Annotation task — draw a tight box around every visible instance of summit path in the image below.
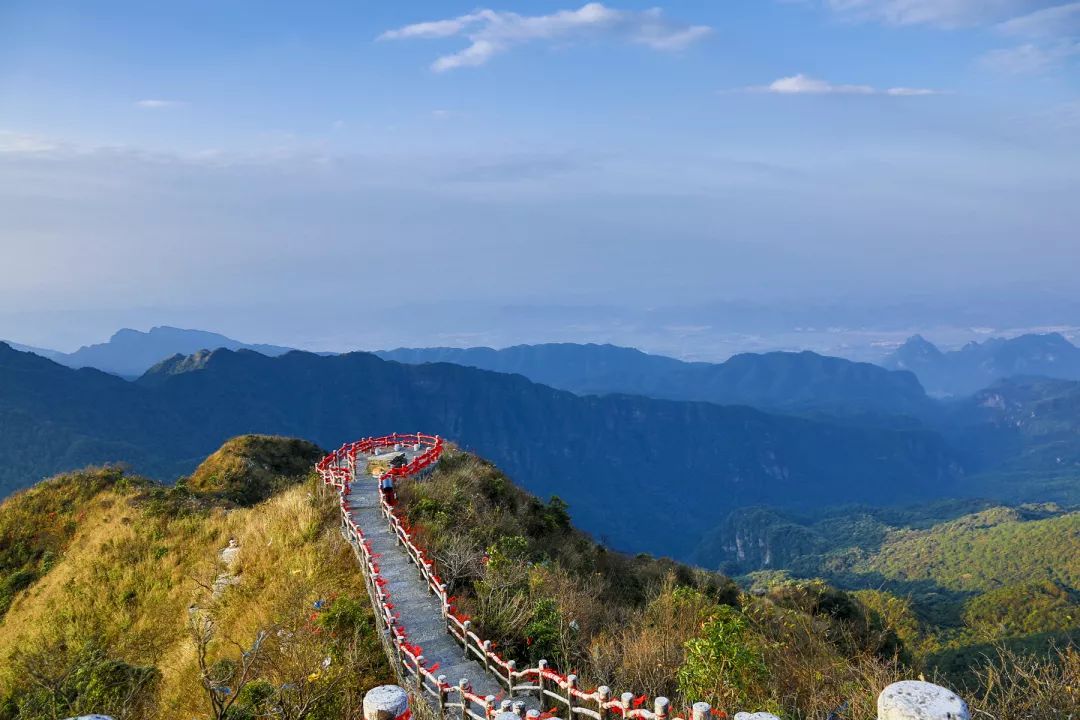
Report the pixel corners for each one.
[344,448,537,710]
[346,459,499,698]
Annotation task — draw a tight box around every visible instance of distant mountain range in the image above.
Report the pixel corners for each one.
[0,342,965,558]
[2,326,295,378]
[10,327,1079,405]
[883,332,1080,397]
[377,344,933,420]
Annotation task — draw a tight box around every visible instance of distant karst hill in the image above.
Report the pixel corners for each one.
[883,332,1080,397]
[3,326,296,378]
[377,342,934,420]
[0,342,961,558]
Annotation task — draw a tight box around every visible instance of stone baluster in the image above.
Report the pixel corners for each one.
[566,674,578,720]
[537,659,548,705]
[621,692,633,719]
[691,702,711,720]
[458,680,471,720]
[437,675,448,717]
[363,685,410,720]
[878,681,970,720]
[597,685,611,720]
[654,697,670,720]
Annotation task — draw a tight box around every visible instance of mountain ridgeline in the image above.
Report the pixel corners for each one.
[884,332,1080,397]
[0,342,961,558]
[4,326,296,378]
[377,343,934,419]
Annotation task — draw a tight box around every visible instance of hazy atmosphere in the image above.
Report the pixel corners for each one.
[4,4,1080,718]
[3,0,1079,358]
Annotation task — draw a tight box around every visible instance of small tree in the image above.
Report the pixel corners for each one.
[189,611,268,720]
[677,605,770,713]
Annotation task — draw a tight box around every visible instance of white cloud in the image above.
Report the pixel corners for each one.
[0,131,59,154]
[982,3,1080,74]
[981,40,1080,73]
[820,0,1043,28]
[751,74,944,95]
[379,3,711,72]
[998,2,1080,36]
[135,99,186,109]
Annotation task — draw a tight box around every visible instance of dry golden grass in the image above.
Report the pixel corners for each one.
[0,457,390,719]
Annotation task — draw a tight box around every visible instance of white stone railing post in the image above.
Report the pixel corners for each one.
[364,685,409,720]
[565,674,578,720]
[537,659,548,705]
[596,685,610,720]
[691,702,711,720]
[437,675,448,716]
[878,681,970,720]
[458,680,471,720]
[655,697,670,720]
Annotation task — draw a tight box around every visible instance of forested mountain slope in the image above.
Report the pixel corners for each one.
[0,342,960,558]
[378,343,934,419]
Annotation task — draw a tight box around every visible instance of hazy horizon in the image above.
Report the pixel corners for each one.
[3,1,1078,360]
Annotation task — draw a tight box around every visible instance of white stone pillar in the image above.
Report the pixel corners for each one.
[692,703,711,720]
[878,681,970,720]
[364,685,410,720]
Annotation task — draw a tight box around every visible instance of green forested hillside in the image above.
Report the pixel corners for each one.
[853,507,1080,592]
[694,501,1080,681]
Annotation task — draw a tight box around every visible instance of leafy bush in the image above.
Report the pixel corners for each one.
[678,604,770,711]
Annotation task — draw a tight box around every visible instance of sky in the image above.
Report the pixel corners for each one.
[1,0,1078,358]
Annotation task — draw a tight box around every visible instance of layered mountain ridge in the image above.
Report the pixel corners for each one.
[0,341,961,558]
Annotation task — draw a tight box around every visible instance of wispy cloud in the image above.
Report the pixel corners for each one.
[998,2,1080,36]
[817,0,1041,28]
[379,3,711,72]
[982,2,1080,73]
[135,99,186,109]
[749,74,945,96]
[981,40,1080,73]
[0,131,59,154]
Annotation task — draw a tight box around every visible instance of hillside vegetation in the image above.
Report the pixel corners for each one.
[694,500,1080,684]
[395,448,1078,718]
[0,435,390,719]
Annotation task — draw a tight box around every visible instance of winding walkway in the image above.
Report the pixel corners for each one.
[346,458,509,702]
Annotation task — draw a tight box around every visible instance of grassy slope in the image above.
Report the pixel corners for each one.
[0,436,390,719]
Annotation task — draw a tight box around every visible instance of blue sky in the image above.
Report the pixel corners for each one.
[1,1,1078,356]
